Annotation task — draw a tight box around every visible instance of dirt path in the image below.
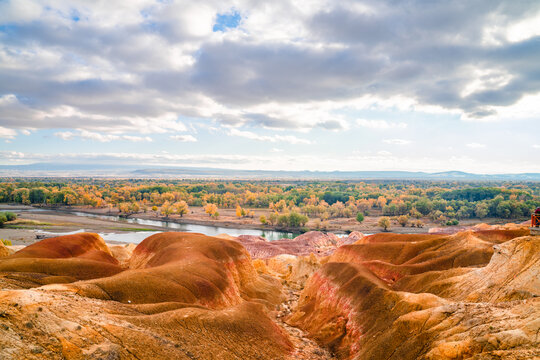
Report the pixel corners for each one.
[275,285,335,359]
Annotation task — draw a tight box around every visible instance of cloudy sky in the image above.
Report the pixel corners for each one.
[1,0,540,173]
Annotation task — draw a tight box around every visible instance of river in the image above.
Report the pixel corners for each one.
[1,206,303,243]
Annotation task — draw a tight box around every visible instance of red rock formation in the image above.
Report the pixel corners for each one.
[289,229,540,359]
[235,231,338,259]
[336,231,364,246]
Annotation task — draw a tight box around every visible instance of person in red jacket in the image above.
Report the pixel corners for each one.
[533,208,540,227]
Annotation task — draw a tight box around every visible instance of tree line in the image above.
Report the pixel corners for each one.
[0,179,538,224]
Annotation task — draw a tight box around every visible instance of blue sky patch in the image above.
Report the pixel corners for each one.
[213,11,241,32]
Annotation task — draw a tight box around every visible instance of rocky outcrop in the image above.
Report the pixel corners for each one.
[259,253,323,290]
[289,229,540,359]
[0,232,293,359]
[235,231,339,259]
[336,231,364,246]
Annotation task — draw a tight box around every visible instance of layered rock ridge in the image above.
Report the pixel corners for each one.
[288,228,539,359]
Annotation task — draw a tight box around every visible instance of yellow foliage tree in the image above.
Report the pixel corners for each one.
[161,201,173,218]
[174,201,189,217]
[236,205,243,218]
[204,203,218,217]
[378,216,391,231]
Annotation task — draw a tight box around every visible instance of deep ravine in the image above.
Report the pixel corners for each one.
[274,284,336,359]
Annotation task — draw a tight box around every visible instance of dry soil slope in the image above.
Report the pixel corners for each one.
[0,232,294,359]
[289,228,540,360]
[0,232,122,287]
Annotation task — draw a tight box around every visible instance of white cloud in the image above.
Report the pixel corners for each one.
[228,128,311,144]
[506,11,540,42]
[0,126,17,139]
[532,145,540,149]
[54,131,75,140]
[466,143,486,149]
[120,135,153,142]
[0,0,538,138]
[1,0,540,174]
[383,138,411,145]
[54,130,153,142]
[0,0,42,23]
[78,130,120,142]
[0,94,187,134]
[356,119,407,129]
[170,135,197,142]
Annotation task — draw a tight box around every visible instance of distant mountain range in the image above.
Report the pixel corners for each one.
[0,163,539,181]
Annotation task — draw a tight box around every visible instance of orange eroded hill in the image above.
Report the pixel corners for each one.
[0,232,122,286]
[288,228,540,359]
[68,232,284,307]
[0,232,293,359]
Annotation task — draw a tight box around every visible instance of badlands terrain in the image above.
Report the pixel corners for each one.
[0,225,538,359]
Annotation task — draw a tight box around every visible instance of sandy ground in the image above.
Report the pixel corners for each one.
[63,205,515,234]
[44,205,437,233]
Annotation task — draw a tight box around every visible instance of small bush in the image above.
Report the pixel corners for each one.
[378,216,391,231]
[356,212,364,223]
[277,212,308,228]
[1,239,12,246]
[397,215,409,227]
[4,212,16,221]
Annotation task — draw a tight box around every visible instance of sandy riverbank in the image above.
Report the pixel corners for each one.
[0,206,166,245]
[28,204,437,234]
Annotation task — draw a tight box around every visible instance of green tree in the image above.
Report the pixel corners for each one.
[3,212,16,221]
[277,214,289,227]
[475,202,489,218]
[415,199,432,215]
[268,212,279,226]
[287,212,308,227]
[29,188,46,204]
[356,212,364,223]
